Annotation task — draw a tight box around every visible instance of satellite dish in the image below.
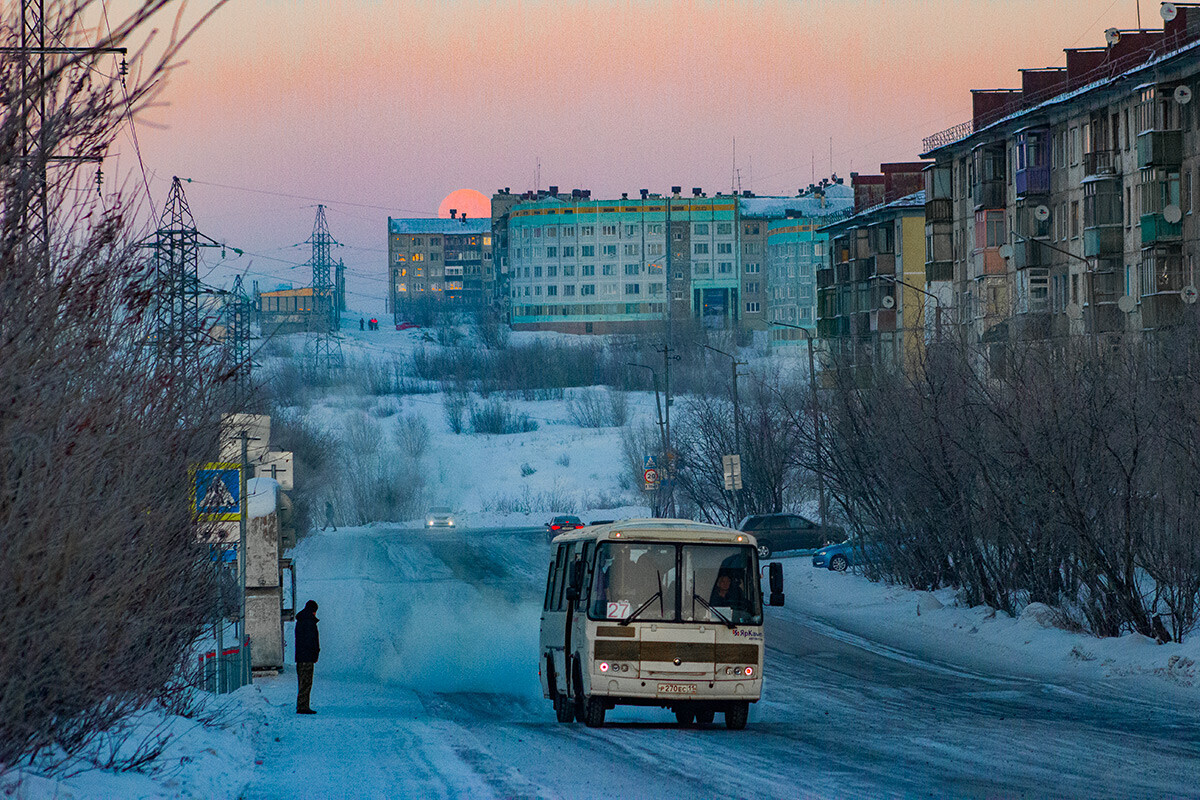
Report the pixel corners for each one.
[1117,295,1136,313]
[1175,85,1193,105]
[1105,27,1122,45]
[1183,286,1199,305]
[1164,204,1183,224]
[881,295,896,309]
[1162,2,1178,21]
[1065,303,1083,320]
[999,244,1014,260]
[1034,205,1051,222]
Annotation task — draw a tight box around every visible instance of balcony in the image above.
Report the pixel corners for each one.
[1137,130,1183,168]
[925,260,953,282]
[925,197,953,221]
[973,179,1006,210]
[1084,150,1121,177]
[1084,226,1123,257]
[1015,164,1050,197]
[1141,213,1182,245]
[1012,238,1050,270]
[816,267,835,290]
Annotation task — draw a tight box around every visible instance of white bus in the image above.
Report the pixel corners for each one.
[538,518,785,729]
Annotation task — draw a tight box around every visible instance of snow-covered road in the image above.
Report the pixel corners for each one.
[240,525,1200,799]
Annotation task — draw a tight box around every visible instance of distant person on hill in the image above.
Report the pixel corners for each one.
[323,500,336,531]
[295,600,320,714]
[360,317,364,331]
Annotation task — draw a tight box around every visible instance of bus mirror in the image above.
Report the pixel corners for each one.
[566,560,585,601]
[768,562,785,607]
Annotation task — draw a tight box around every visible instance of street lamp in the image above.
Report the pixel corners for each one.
[877,273,945,342]
[768,320,827,533]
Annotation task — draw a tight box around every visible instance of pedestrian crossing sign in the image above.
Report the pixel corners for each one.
[192,462,242,521]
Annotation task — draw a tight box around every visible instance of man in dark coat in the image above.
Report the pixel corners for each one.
[295,600,320,714]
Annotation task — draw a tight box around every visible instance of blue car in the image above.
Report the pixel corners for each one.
[812,537,886,572]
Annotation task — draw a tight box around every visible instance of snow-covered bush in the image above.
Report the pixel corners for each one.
[471,399,538,434]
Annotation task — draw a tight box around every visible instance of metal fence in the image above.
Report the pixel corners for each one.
[198,637,252,694]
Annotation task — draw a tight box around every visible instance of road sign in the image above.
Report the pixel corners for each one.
[722,454,742,491]
[643,468,660,491]
[193,462,242,522]
[643,454,658,471]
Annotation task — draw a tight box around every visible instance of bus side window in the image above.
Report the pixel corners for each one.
[580,542,595,602]
[556,542,579,610]
[543,560,556,611]
[548,545,567,612]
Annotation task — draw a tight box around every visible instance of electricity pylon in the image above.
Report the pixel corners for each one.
[304,205,343,372]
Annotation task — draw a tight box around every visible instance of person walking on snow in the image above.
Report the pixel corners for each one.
[359,317,364,331]
[323,500,336,531]
[295,600,320,714]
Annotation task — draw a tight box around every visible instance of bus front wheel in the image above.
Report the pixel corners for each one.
[724,701,749,730]
[673,707,694,727]
[695,709,715,725]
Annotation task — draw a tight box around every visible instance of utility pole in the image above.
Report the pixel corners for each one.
[770,321,827,533]
[705,344,747,519]
[656,343,680,516]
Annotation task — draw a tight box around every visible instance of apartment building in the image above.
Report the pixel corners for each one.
[921,3,1200,346]
[818,165,928,375]
[387,215,493,320]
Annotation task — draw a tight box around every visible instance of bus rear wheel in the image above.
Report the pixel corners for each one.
[724,701,749,730]
[581,696,606,727]
[554,694,575,723]
[673,707,694,727]
[695,709,715,726]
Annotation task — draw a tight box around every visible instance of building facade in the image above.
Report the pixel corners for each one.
[921,5,1200,346]
[387,216,494,320]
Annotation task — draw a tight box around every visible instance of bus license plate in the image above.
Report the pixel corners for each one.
[657,683,697,694]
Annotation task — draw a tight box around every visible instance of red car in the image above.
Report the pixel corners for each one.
[397,321,419,330]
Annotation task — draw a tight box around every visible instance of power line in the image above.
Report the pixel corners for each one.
[173,176,438,217]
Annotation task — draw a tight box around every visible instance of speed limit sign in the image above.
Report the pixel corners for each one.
[643,468,659,490]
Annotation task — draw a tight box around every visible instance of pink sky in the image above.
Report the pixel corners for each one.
[110,0,1150,312]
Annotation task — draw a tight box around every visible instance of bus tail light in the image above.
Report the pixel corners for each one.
[745,666,754,677]
[599,662,609,672]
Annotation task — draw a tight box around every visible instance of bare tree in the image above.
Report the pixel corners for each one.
[0,0,229,771]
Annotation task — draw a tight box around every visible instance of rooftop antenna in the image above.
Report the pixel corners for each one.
[732,137,737,195]
[535,157,541,193]
[1137,0,1142,28]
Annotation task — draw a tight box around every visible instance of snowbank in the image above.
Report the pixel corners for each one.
[778,556,1200,697]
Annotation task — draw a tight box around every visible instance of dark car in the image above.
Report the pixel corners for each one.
[738,513,843,558]
[545,515,584,541]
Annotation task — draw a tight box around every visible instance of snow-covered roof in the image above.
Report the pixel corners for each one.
[739,184,854,219]
[820,190,926,231]
[389,217,490,235]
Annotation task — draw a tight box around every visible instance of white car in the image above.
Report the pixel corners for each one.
[426,507,455,528]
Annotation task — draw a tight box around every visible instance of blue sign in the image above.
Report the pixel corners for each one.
[644,455,658,470]
[193,462,242,521]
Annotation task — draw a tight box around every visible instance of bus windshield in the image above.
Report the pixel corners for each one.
[588,541,761,625]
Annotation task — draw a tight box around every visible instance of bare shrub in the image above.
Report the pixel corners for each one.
[369,396,401,418]
[470,398,538,434]
[473,307,510,350]
[270,412,338,537]
[608,388,631,427]
[568,388,609,428]
[443,392,468,434]
[556,453,571,467]
[0,0,230,771]
[395,413,430,460]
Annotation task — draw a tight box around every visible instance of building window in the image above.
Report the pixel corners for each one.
[694,223,709,235]
[625,224,637,237]
[694,242,709,255]
[602,225,617,236]
[717,242,733,254]
[546,246,557,258]
[534,266,542,277]
[625,283,641,295]
[746,281,759,293]
[581,225,594,236]
[718,262,733,274]
[430,252,440,262]
[745,262,760,274]
[547,285,558,296]
[603,244,617,256]
[563,284,576,296]
[562,226,575,237]
[547,266,558,277]
[717,222,732,235]
[624,243,639,256]
[581,284,595,296]
[545,226,557,238]
[582,265,595,276]
[563,264,575,277]
[624,264,640,275]
[562,246,575,257]
[602,264,616,276]
[746,302,760,313]
[581,245,595,257]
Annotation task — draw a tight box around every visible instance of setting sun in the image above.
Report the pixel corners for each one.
[437,188,490,219]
